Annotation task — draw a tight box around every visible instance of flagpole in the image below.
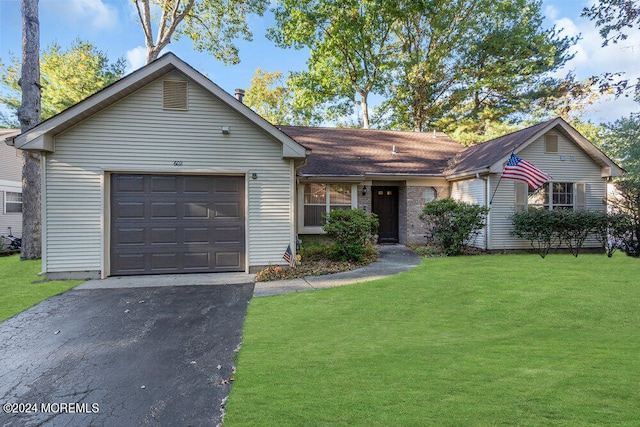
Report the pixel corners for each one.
[489,174,503,206]
[489,150,514,206]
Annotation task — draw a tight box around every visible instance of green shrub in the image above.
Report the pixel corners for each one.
[555,209,606,257]
[512,209,611,258]
[592,212,629,257]
[511,209,561,258]
[323,209,378,262]
[420,198,489,256]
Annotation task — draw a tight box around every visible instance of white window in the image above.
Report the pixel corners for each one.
[517,182,585,211]
[303,184,352,227]
[5,192,22,213]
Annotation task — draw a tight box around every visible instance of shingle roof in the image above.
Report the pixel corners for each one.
[279,126,465,177]
[444,119,556,176]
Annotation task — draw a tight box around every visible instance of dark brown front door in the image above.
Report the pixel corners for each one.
[372,186,399,243]
[110,174,245,276]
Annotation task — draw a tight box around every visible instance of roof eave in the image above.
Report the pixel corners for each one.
[445,168,491,181]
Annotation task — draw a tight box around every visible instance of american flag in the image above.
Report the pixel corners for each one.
[283,244,296,268]
[502,153,552,190]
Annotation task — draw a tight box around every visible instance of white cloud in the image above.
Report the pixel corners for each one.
[43,0,119,30]
[550,7,640,121]
[126,46,147,73]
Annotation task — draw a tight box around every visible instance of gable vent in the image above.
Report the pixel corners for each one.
[163,80,188,110]
[545,133,558,153]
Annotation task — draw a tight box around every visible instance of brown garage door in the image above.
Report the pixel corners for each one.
[110,174,245,276]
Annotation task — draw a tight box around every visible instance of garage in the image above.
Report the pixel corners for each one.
[110,174,245,276]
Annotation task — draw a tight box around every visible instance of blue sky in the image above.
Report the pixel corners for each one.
[1,0,639,125]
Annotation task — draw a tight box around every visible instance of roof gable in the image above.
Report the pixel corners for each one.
[9,53,307,159]
[445,117,624,178]
[281,126,465,177]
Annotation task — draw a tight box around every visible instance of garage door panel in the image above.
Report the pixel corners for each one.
[151,175,178,193]
[214,202,240,218]
[151,253,178,271]
[213,176,241,193]
[115,202,145,219]
[184,252,210,269]
[215,252,241,268]
[114,227,146,246]
[150,228,178,245]
[183,176,212,193]
[184,202,209,218]
[114,175,145,193]
[184,227,209,244]
[111,174,245,276]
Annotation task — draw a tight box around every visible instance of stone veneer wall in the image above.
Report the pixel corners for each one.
[405,185,450,246]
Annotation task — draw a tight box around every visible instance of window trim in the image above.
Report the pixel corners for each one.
[517,181,585,211]
[4,191,23,214]
[299,183,358,233]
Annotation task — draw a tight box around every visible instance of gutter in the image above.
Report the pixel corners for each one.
[445,168,491,181]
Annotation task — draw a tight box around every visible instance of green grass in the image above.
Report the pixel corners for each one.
[225,254,640,426]
[0,254,83,322]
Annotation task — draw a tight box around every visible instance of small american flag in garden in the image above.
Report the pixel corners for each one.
[283,244,296,268]
[502,153,552,190]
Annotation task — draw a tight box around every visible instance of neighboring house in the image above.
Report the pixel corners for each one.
[0,129,22,241]
[7,53,624,279]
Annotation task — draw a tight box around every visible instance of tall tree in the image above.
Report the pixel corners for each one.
[18,0,41,260]
[269,0,397,128]
[597,113,640,182]
[1,39,125,126]
[244,68,321,126]
[380,0,580,135]
[582,0,640,100]
[133,0,268,64]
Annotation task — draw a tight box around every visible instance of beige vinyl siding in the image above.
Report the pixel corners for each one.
[45,71,295,274]
[0,142,22,182]
[488,131,607,250]
[451,178,487,249]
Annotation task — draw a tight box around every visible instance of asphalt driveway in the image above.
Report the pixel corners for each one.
[0,282,254,426]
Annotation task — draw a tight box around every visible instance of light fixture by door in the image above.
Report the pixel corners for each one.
[362,186,367,195]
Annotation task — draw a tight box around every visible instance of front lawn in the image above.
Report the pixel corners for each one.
[0,254,83,322]
[225,254,639,426]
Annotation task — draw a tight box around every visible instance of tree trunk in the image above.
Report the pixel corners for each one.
[17,0,42,260]
[360,92,370,129]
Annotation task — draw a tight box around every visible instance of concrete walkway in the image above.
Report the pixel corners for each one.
[253,244,421,297]
[78,244,421,296]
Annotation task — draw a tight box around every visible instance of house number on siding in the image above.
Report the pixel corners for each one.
[173,161,183,166]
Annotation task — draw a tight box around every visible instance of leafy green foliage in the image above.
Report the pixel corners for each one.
[0,39,125,126]
[243,68,321,126]
[610,179,640,257]
[134,0,267,64]
[555,210,607,257]
[581,1,640,100]
[511,209,562,258]
[511,209,633,258]
[269,0,397,128]
[420,198,489,256]
[323,208,378,262]
[597,113,640,182]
